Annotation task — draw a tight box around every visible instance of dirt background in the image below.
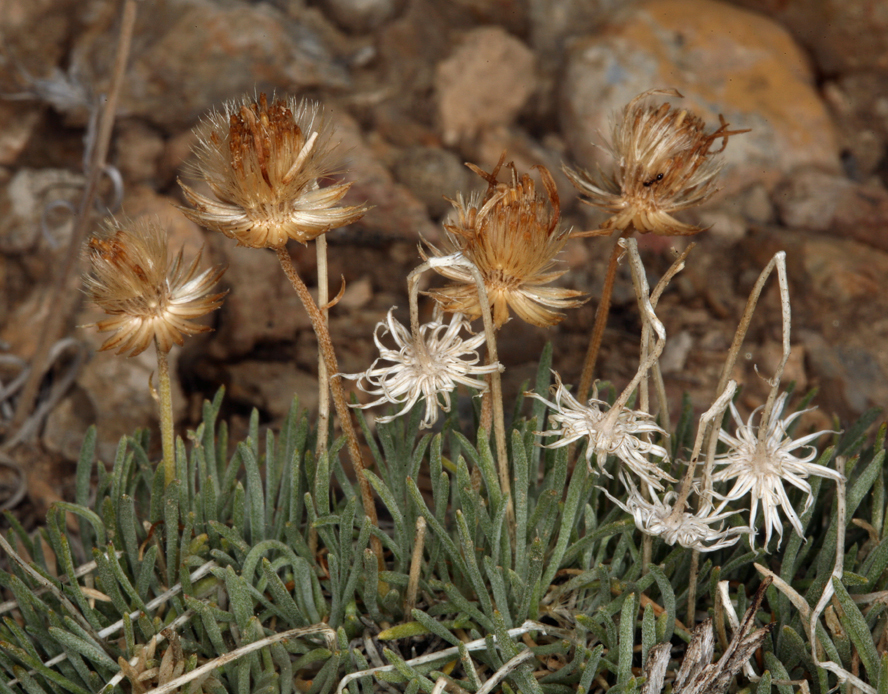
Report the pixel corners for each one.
[1,0,887,522]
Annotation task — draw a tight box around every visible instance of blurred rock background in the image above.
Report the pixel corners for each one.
[1,0,886,515]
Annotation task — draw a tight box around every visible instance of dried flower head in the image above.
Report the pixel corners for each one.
[341,307,503,429]
[527,372,675,490]
[603,472,748,552]
[179,93,369,249]
[713,392,842,548]
[421,157,586,328]
[84,218,226,357]
[564,89,748,236]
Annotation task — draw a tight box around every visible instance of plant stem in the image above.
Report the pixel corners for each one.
[315,235,330,455]
[274,246,382,563]
[12,0,138,433]
[687,549,699,624]
[405,516,426,616]
[577,231,629,404]
[155,342,176,486]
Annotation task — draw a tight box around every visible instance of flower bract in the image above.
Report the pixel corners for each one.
[84,218,227,357]
[564,89,747,236]
[179,93,369,248]
[422,158,586,328]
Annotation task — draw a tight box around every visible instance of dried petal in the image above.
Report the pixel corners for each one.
[565,89,748,236]
[179,93,370,248]
[422,158,586,328]
[84,218,226,357]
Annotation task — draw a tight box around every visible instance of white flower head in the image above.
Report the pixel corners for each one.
[341,307,502,429]
[527,372,674,491]
[713,392,842,548]
[604,472,749,553]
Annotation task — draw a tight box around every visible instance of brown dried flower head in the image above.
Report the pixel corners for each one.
[421,157,587,328]
[564,89,748,237]
[84,218,227,357]
[179,93,369,249]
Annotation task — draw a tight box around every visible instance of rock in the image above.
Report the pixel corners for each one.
[206,239,312,358]
[42,385,96,462]
[114,120,165,185]
[318,0,405,33]
[800,330,888,420]
[226,361,319,420]
[0,102,41,166]
[339,275,373,310]
[0,0,78,94]
[822,73,888,179]
[801,234,884,305]
[332,110,438,242]
[71,0,350,128]
[0,168,85,254]
[559,0,841,197]
[391,146,476,219]
[773,169,888,252]
[773,170,847,232]
[725,0,888,74]
[434,26,537,146]
[71,323,188,463]
[527,0,629,65]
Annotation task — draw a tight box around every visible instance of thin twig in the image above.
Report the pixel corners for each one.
[476,650,536,694]
[335,621,547,694]
[140,624,336,694]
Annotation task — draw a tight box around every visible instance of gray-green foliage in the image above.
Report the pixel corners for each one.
[0,358,886,694]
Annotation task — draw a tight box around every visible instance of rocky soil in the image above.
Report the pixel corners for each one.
[1,0,887,518]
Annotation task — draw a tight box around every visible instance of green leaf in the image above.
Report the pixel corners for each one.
[833,576,880,679]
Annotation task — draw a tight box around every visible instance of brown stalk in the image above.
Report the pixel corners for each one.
[576,230,630,405]
[274,246,383,564]
[12,0,139,434]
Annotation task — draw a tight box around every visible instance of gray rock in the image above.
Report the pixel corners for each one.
[318,0,405,34]
[71,0,350,128]
[726,0,888,74]
[559,0,841,199]
[391,146,475,219]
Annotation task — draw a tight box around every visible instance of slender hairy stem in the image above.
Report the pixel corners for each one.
[316,235,330,454]
[155,343,176,486]
[275,246,382,562]
[12,0,138,432]
[577,231,629,404]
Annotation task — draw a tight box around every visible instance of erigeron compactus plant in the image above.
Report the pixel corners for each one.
[0,89,886,694]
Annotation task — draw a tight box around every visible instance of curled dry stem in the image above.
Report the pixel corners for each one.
[12,0,139,432]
